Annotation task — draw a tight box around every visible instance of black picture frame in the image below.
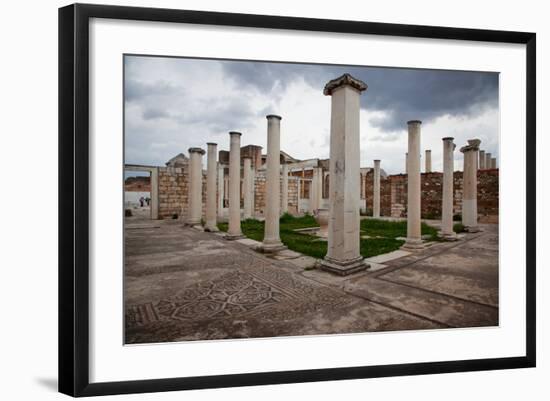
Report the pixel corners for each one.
[58,3,536,397]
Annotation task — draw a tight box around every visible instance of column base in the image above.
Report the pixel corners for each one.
[318,256,369,276]
[204,225,219,232]
[464,226,481,233]
[224,233,245,240]
[401,238,428,250]
[185,220,202,227]
[257,240,287,253]
[438,231,458,241]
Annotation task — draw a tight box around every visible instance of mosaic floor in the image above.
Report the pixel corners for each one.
[124,221,498,344]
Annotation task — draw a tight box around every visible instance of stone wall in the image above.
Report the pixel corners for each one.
[362,170,499,219]
[155,164,498,221]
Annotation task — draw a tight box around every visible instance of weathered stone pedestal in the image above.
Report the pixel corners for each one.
[402,120,427,251]
[318,73,369,275]
[260,115,286,253]
[225,132,244,240]
[461,139,481,233]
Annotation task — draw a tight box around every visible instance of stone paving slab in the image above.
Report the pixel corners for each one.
[124,219,498,344]
[365,250,411,264]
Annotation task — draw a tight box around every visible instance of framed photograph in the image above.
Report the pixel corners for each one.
[58,3,536,397]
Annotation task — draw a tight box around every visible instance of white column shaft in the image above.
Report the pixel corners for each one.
[205,143,218,231]
[406,122,422,245]
[187,149,204,225]
[373,160,381,218]
[281,164,289,214]
[441,138,455,237]
[227,133,242,237]
[243,158,253,219]
[263,116,284,249]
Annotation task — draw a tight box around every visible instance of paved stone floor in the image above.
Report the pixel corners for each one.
[124,219,498,344]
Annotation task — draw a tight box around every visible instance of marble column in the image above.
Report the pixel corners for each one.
[261,115,286,252]
[441,137,457,240]
[485,152,492,169]
[226,132,244,239]
[460,139,481,232]
[319,73,368,275]
[311,166,323,212]
[281,164,289,215]
[402,120,424,250]
[373,160,381,218]
[204,143,219,231]
[479,150,486,170]
[405,152,409,174]
[186,147,205,226]
[242,158,253,219]
[217,163,225,219]
[491,158,497,169]
[425,150,432,173]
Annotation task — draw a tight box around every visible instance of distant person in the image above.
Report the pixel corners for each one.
[139,197,145,207]
[145,197,151,206]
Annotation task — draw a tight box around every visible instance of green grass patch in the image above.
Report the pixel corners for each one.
[359,218,439,240]
[219,215,414,259]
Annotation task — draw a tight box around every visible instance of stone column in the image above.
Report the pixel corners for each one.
[491,158,497,169]
[373,160,381,218]
[425,150,432,173]
[186,147,205,226]
[261,115,286,252]
[402,120,424,249]
[311,167,323,212]
[226,132,243,239]
[242,158,253,219]
[441,137,457,240]
[281,164,289,214]
[479,150,486,170]
[204,143,219,231]
[319,73,368,275]
[405,152,409,174]
[217,163,225,219]
[460,139,481,232]
[150,167,159,220]
[485,152,492,169]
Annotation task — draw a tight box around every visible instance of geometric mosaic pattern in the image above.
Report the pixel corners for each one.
[125,271,293,327]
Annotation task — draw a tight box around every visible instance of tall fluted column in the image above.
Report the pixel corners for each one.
[460,139,481,232]
[402,120,424,249]
[226,132,243,239]
[485,152,492,169]
[441,137,457,240]
[217,163,225,219]
[479,150,486,170]
[242,158,253,219]
[187,147,205,226]
[373,160,381,218]
[425,150,432,173]
[281,164,289,215]
[261,115,285,252]
[491,158,497,169]
[405,152,409,174]
[319,73,368,275]
[204,143,219,231]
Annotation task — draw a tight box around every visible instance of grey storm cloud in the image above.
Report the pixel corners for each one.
[220,60,499,134]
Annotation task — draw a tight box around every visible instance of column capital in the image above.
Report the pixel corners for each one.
[460,139,481,153]
[407,120,422,125]
[188,147,205,155]
[323,73,367,96]
[266,114,282,120]
[206,142,217,146]
[442,137,454,141]
[229,131,242,136]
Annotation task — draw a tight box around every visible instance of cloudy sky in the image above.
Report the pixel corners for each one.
[124,55,499,175]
